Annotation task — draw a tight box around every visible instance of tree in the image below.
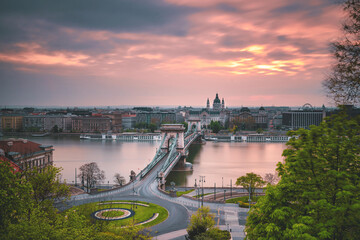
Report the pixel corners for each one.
[78,162,105,192]
[235,172,265,198]
[6,206,97,240]
[324,0,360,105]
[245,113,360,239]
[0,161,32,235]
[52,125,59,133]
[264,172,280,185]
[182,122,189,132]
[113,173,126,186]
[209,120,222,133]
[256,128,264,134]
[24,166,70,211]
[148,123,157,133]
[187,207,214,239]
[187,207,230,240]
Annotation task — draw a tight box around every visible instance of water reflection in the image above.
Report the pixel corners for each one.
[166,141,287,188]
[2,136,286,188]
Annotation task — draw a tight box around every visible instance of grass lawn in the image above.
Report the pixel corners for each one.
[176,189,194,197]
[102,211,124,218]
[68,200,168,229]
[193,192,213,198]
[225,195,263,206]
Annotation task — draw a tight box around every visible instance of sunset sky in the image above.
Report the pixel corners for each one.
[0,0,343,107]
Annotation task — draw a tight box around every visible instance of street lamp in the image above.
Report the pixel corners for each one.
[199,176,205,207]
[195,179,199,208]
[248,185,251,210]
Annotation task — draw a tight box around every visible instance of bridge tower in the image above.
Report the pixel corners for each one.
[187,118,201,132]
[160,124,185,154]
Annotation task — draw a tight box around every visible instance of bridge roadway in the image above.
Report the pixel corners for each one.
[57,132,247,240]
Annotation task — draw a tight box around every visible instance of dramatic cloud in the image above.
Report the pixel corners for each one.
[0,0,343,107]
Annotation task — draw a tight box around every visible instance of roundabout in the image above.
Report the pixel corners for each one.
[69,200,168,228]
[92,208,134,221]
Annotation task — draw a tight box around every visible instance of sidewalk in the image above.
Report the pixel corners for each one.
[154,229,187,240]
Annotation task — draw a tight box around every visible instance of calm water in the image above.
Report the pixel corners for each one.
[167,142,287,188]
[4,136,287,187]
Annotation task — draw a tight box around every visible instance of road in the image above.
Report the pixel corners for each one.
[57,151,247,239]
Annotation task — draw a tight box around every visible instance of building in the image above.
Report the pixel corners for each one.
[23,115,45,131]
[186,93,229,128]
[1,115,23,131]
[136,111,176,127]
[282,104,326,130]
[212,93,225,111]
[122,114,136,129]
[230,107,269,130]
[0,139,54,170]
[0,153,22,173]
[23,115,73,132]
[72,116,112,133]
[103,113,123,132]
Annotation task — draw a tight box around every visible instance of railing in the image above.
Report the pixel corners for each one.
[184,132,199,147]
[184,122,199,138]
[140,133,168,179]
[160,134,179,173]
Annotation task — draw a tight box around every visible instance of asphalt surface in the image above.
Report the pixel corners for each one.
[57,144,247,239]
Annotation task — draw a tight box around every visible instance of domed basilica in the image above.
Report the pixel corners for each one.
[187,93,228,128]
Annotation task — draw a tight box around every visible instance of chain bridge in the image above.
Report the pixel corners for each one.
[139,119,202,189]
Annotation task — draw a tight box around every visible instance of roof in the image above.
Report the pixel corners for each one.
[240,107,251,113]
[122,114,136,118]
[0,155,22,173]
[0,139,45,156]
[213,93,221,104]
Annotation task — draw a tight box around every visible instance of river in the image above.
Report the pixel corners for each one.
[2,136,287,187]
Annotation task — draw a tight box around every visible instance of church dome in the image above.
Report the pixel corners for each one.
[213,93,221,104]
[240,107,250,113]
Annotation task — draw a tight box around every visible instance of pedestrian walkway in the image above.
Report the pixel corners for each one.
[223,206,246,240]
[154,229,187,240]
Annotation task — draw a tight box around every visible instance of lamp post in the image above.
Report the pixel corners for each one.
[195,179,199,208]
[214,183,216,200]
[75,168,77,186]
[223,190,226,202]
[248,185,251,210]
[199,176,205,207]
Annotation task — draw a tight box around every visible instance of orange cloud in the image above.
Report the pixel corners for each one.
[0,43,89,66]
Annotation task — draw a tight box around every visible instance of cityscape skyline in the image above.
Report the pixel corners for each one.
[0,0,343,107]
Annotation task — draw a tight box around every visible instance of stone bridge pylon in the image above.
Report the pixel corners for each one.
[160,124,186,155]
[186,118,201,132]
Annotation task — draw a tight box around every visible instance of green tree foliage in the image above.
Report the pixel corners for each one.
[0,162,149,239]
[148,123,157,133]
[187,207,215,239]
[209,121,222,133]
[52,125,59,133]
[24,166,70,211]
[256,128,264,134]
[0,161,32,235]
[324,0,360,105]
[182,122,189,132]
[6,207,96,240]
[236,172,265,198]
[245,114,360,239]
[187,207,230,240]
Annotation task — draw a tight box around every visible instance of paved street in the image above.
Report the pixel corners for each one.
[57,153,248,239]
